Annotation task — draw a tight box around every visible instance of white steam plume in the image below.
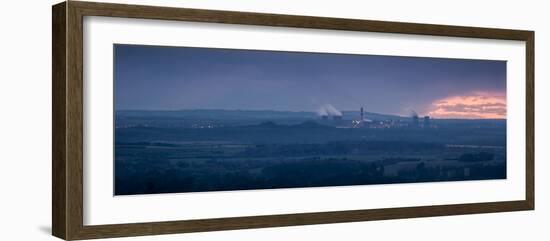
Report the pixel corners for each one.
[318,104,342,116]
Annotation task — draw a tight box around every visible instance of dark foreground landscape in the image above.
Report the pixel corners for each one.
[114,109,506,195]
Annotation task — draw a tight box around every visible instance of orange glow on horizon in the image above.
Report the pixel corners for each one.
[427,92,506,119]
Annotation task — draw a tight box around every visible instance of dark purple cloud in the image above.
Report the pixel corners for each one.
[114,44,506,117]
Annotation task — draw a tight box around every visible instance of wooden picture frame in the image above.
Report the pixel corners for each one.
[52,1,534,240]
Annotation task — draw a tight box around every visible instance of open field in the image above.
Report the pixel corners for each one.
[114,110,506,195]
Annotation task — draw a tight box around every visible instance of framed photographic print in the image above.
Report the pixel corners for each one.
[52,1,534,240]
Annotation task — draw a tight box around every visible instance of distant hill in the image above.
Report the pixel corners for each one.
[116,109,407,121]
[117,109,317,120]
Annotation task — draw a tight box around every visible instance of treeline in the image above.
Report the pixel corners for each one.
[241,141,445,157]
[115,155,505,195]
[115,158,388,195]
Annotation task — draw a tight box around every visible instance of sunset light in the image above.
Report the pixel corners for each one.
[427,92,506,119]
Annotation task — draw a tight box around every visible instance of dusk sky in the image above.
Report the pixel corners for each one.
[114,44,506,119]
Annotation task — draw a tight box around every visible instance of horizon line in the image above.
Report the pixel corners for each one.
[115,108,506,121]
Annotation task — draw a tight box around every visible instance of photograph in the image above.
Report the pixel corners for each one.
[43,1,536,240]
[113,44,507,195]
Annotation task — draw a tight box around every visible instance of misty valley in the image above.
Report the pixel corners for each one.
[114,109,506,195]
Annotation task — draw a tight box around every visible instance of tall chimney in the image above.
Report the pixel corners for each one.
[360,107,364,121]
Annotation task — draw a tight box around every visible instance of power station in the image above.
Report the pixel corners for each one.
[319,105,433,129]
